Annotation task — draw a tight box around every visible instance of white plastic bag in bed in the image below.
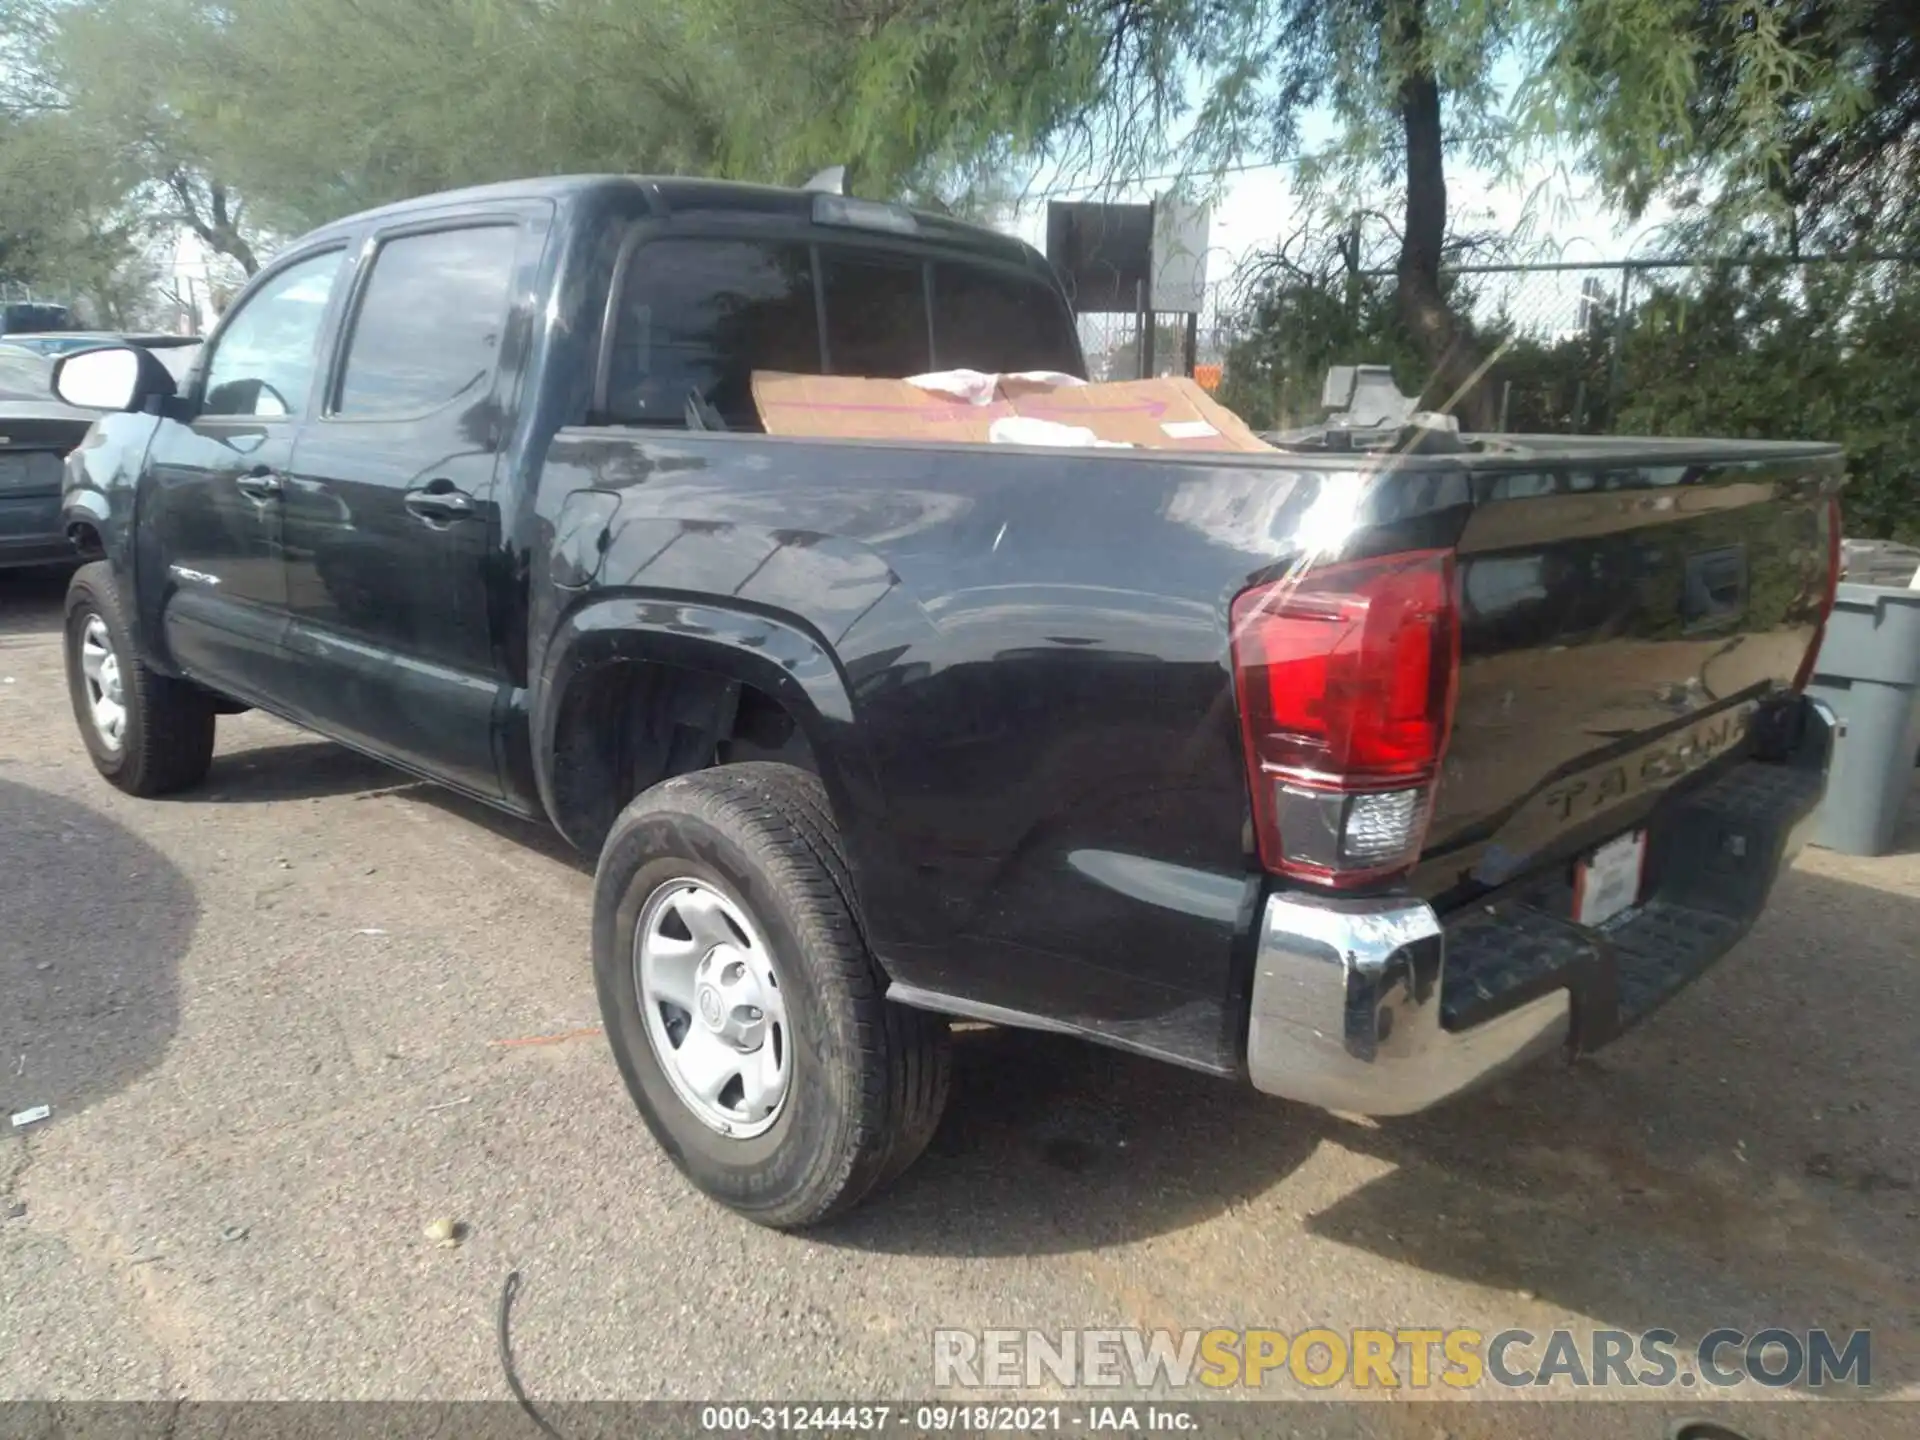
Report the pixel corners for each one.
[987,415,1132,448]
[904,370,1087,405]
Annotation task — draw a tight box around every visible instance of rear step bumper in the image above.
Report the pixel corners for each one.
[1245,696,1837,1116]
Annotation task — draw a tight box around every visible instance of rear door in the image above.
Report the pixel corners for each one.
[141,247,347,698]
[275,212,536,798]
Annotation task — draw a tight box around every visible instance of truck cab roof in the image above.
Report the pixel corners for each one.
[299,174,1047,276]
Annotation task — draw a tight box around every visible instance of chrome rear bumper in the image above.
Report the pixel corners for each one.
[1245,698,1836,1116]
[1246,893,1569,1115]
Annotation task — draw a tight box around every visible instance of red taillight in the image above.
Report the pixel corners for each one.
[1792,496,1843,692]
[1231,549,1460,887]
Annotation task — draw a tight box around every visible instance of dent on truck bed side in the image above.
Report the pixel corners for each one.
[527,429,1475,1073]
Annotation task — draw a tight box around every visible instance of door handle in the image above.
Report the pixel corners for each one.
[403,486,475,523]
[235,467,283,501]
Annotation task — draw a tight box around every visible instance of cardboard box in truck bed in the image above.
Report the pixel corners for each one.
[749,370,1274,453]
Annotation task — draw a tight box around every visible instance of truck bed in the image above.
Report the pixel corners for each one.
[532,425,1842,1073]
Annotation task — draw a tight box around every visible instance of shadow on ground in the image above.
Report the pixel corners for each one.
[211,721,1911,1386]
[173,734,592,872]
[824,866,1920,1391]
[1304,865,1920,1381]
[13,646,1905,1392]
[402,785,593,873]
[0,568,72,639]
[191,739,406,804]
[0,779,196,1122]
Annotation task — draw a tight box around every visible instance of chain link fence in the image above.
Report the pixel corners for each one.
[1417,255,1919,434]
[1073,298,1239,385]
[1213,251,1920,432]
[1083,253,1914,416]
[1072,249,1920,539]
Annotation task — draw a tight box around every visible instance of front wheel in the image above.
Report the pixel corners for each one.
[592,762,950,1228]
[64,562,216,796]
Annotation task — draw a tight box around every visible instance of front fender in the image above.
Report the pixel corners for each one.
[60,481,110,550]
[62,412,167,660]
[532,594,883,853]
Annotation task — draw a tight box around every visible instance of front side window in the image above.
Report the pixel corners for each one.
[335,225,520,418]
[605,239,820,428]
[201,250,343,418]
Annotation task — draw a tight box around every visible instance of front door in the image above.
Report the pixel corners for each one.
[275,218,528,799]
[142,248,347,703]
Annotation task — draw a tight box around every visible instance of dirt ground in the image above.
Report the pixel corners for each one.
[2,567,1916,1439]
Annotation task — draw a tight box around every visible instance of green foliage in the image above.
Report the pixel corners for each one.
[1518,0,1918,250]
[763,0,1111,203]
[1216,275,1416,430]
[1213,231,1504,427]
[28,0,754,235]
[0,111,155,322]
[1217,251,1920,542]
[4,0,1916,386]
[1614,265,1920,542]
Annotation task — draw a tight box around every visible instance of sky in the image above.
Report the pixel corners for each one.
[158,55,1689,341]
[989,52,1685,320]
[1001,155,1682,287]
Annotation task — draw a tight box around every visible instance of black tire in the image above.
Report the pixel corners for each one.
[593,762,950,1228]
[64,561,217,796]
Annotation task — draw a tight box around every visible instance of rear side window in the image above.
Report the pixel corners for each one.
[335,225,518,419]
[820,251,930,377]
[931,263,1080,375]
[605,240,820,428]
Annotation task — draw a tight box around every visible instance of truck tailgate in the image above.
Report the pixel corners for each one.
[1414,442,1843,900]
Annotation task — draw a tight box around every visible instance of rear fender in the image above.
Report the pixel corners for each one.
[533,594,883,857]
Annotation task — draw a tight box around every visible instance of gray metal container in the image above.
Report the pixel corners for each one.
[1806,580,1920,856]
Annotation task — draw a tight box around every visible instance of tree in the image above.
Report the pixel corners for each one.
[793,1,1920,419]
[1219,240,1920,541]
[1611,263,1920,541]
[762,0,1529,423]
[0,109,156,323]
[1520,0,1920,253]
[11,0,1910,383]
[0,0,269,298]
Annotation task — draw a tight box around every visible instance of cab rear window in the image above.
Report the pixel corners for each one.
[603,237,1080,430]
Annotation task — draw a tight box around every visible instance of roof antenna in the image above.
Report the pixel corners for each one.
[804,166,846,195]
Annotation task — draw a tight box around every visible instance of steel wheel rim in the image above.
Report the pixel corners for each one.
[78,614,127,754]
[633,877,790,1139]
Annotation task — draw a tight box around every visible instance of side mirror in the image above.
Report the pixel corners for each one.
[51,345,179,413]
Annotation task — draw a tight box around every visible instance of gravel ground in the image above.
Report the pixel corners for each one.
[2,567,1916,1439]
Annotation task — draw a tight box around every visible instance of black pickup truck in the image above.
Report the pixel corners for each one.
[53,176,1843,1228]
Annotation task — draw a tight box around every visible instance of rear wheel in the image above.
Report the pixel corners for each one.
[592,762,950,1228]
[64,562,216,796]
